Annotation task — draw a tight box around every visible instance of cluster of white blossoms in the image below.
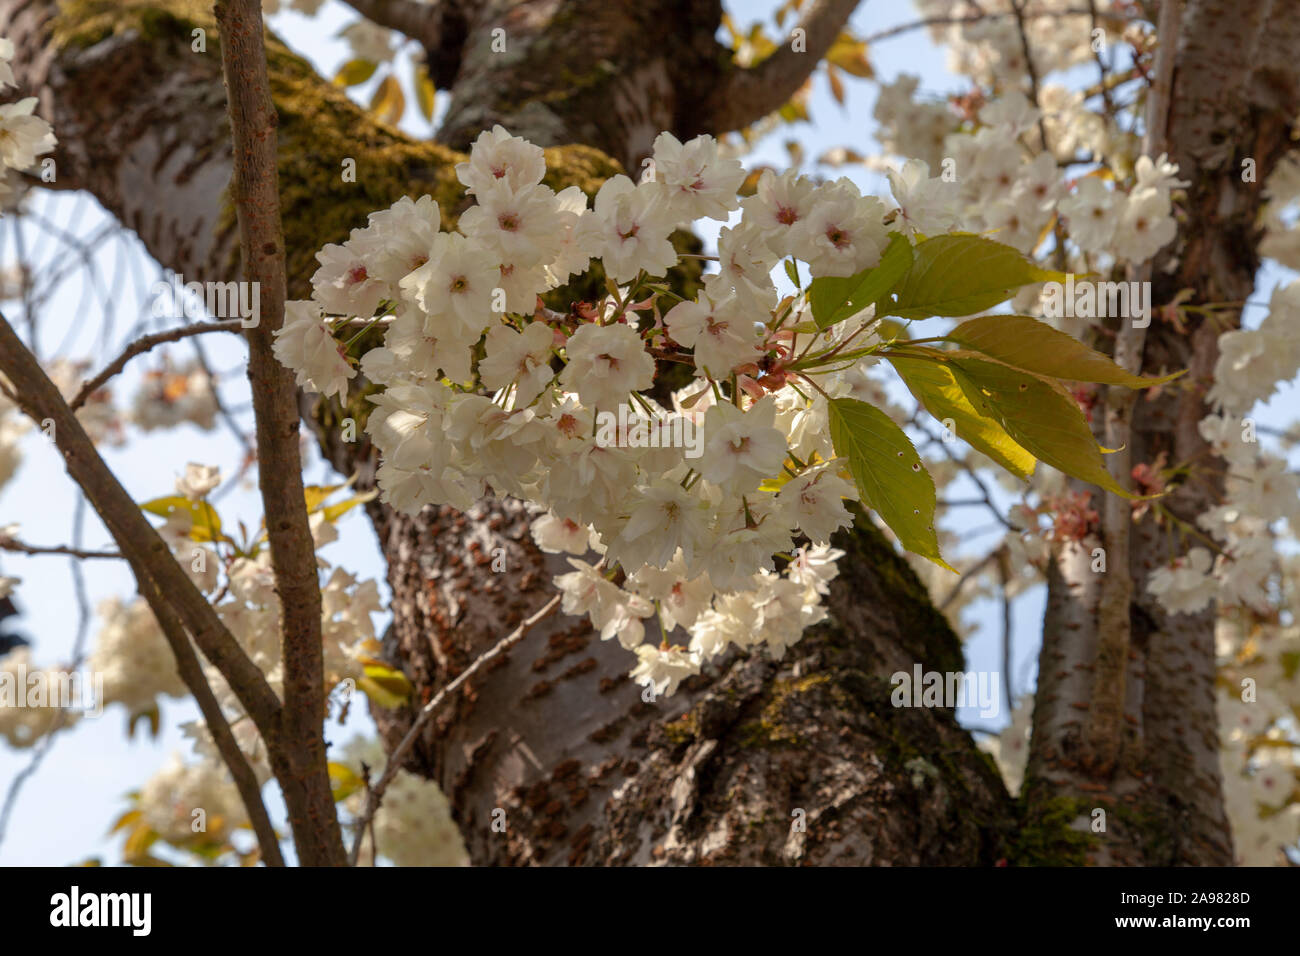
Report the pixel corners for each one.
[918,0,1120,92]
[339,736,468,867]
[271,126,972,695]
[130,357,220,433]
[1138,281,1300,617]
[1214,615,1300,865]
[90,595,188,720]
[137,752,250,846]
[82,465,384,853]
[0,37,56,204]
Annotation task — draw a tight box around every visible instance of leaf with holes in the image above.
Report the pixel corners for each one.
[887,353,1036,480]
[827,397,952,571]
[945,354,1144,498]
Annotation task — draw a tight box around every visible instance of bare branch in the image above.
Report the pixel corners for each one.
[214,0,345,867]
[861,6,1092,46]
[337,0,443,51]
[0,538,121,560]
[705,0,864,133]
[348,588,567,865]
[0,311,283,736]
[69,320,244,412]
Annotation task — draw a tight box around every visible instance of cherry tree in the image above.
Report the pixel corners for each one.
[0,0,1297,867]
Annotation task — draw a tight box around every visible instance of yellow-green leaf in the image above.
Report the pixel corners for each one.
[358,661,413,708]
[887,234,1066,320]
[945,355,1141,498]
[887,353,1036,480]
[369,74,405,125]
[109,808,143,835]
[826,397,953,571]
[139,495,224,543]
[808,231,913,329]
[122,822,158,860]
[321,488,379,523]
[826,35,874,78]
[945,314,1183,387]
[328,761,364,802]
[334,58,377,87]
[303,482,348,514]
[414,61,436,121]
[127,704,162,740]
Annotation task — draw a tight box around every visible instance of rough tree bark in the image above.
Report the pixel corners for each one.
[1028,0,1300,865]
[10,0,1274,866]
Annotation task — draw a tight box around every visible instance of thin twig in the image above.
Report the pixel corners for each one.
[69,320,244,411]
[860,6,1091,45]
[0,538,121,560]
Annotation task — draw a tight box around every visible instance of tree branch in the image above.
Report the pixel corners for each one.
[704,0,864,133]
[337,0,443,51]
[134,571,286,866]
[70,320,244,412]
[0,311,283,735]
[860,6,1092,45]
[213,0,345,867]
[0,537,121,560]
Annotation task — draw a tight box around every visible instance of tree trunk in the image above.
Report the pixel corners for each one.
[1028,0,1300,865]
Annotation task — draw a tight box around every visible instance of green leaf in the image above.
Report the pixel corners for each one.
[333,58,377,87]
[945,355,1141,498]
[887,234,1066,320]
[887,353,1036,480]
[808,231,913,329]
[139,495,223,543]
[826,397,953,571]
[944,314,1183,387]
[784,258,801,289]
